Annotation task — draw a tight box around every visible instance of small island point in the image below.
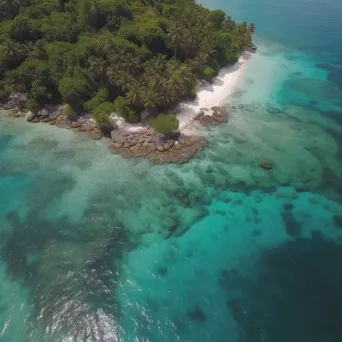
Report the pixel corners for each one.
[0,0,255,163]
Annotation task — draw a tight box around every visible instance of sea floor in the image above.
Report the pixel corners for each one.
[0,38,341,341]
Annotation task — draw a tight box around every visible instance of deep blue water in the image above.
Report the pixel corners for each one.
[0,0,342,341]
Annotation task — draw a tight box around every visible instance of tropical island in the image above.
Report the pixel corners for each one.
[0,0,254,163]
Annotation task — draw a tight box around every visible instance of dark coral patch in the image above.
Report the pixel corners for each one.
[281,210,302,238]
[187,305,207,323]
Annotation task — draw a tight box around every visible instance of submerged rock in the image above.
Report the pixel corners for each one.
[333,213,342,229]
[282,210,302,238]
[259,161,273,170]
[267,106,282,114]
[187,305,207,323]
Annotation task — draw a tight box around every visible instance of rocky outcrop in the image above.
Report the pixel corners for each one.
[194,106,229,126]
[109,128,206,164]
[26,111,37,122]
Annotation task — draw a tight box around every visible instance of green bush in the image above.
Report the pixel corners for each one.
[148,113,179,134]
[83,96,100,112]
[113,96,138,122]
[92,101,114,127]
[27,98,40,113]
[64,104,74,118]
[201,66,215,80]
[189,87,197,100]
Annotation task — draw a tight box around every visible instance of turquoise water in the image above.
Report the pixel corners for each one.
[1,0,342,341]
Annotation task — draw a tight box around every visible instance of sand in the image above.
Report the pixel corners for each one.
[177,54,250,133]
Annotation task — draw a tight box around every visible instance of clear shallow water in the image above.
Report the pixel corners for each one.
[1,0,342,341]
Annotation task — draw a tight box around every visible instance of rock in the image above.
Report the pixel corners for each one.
[56,118,71,129]
[71,122,82,128]
[146,144,156,153]
[124,142,132,148]
[111,130,126,143]
[49,115,59,121]
[164,140,175,150]
[179,137,186,145]
[259,161,273,170]
[165,217,178,234]
[89,129,102,140]
[31,117,40,123]
[212,113,229,123]
[49,120,56,125]
[77,125,86,132]
[267,106,282,114]
[156,144,164,152]
[195,111,205,120]
[40,117,51,123]
[3,103,15,110]
[8,93,27,108]
[114,142,124,148]
[37,109,49,118]
[100,122,115,137]
[26,111,37,122]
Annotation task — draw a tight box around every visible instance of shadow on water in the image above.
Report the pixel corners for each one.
[0,206,132,341]
[221,233,342,342]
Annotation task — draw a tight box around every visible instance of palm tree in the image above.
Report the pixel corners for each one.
[0,0,20,19]
[139,86,160,114]
[153,54,167,74]
[0,40,25,65]
[125,81,141,105]
[88,57,108,86]
[168,24,183,59]
[122,53,140,76]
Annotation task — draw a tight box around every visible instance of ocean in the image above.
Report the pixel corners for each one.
[0,0,341,341]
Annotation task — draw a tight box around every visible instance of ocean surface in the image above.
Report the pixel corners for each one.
[0,0,342,341]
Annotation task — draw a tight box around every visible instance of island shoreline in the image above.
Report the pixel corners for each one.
[0,52,253,164]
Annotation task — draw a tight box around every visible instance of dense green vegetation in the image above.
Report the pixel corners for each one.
[0,0,254,129]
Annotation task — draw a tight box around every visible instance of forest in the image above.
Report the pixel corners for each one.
[0,0,254,129]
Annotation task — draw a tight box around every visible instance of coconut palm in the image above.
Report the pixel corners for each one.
[168,24,184,59]
[88,57,108,86]
[0,0,20,19]
[139,86,161,114]
[125,81,141,105]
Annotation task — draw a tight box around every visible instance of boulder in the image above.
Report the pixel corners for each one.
[40,117,51,123]
[156,144,164,152]
[3,103,15,110]
[49,120,56,125]
[31,117,40,123]
[259,161,273,170]
[89,129,102,140]
[111,130,126,143]
[8,93,27,108]
[114,142,124,148]
[212,113,229,123]
[37,109,49,118]
[77,126,86,132]
[26,112,37,122]
[71,122,82,128]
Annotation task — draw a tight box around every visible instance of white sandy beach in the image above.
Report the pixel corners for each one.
[177,55,250,133]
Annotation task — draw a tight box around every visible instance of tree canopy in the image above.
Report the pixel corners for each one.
[0,0,254,127]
